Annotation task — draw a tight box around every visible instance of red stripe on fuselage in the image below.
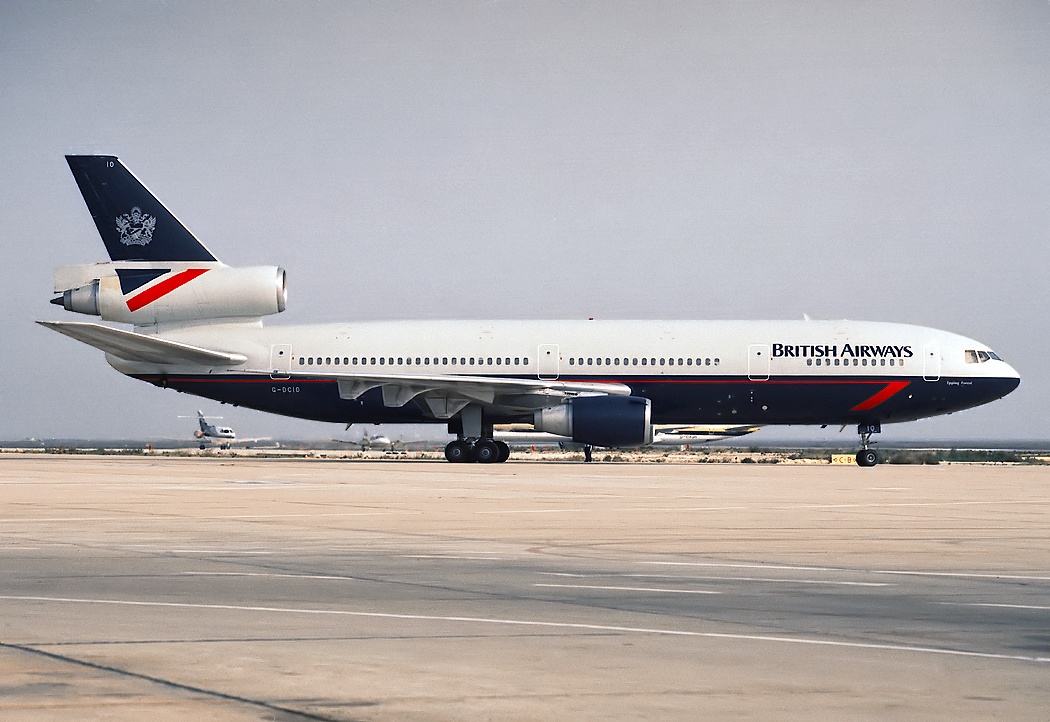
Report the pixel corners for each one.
[850,381,910,411]
[126,268,209,312]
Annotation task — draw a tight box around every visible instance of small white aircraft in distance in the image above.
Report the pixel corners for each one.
[331,426,402,451]
[182,410,269,450]
[42,156,1020,466]
[495,423,759,450]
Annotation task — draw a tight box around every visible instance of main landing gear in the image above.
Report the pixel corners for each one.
[445,406,510,463]
[444,438,511,464]
[855,422,880,467]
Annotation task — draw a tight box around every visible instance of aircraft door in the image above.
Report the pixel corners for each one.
[537,344,560,380]
[270,344,292,379]
[748,344,770,381]
[923,344,941,382]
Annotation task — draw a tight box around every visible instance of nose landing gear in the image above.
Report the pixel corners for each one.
[856,423,880,467]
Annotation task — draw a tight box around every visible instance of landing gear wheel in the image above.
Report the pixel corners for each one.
[445,440,475,463]
[856,449,878,467]
[475,439,502,464]
[495,440,511,463]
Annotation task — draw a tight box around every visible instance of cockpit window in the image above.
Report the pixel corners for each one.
[965,349,1003,363]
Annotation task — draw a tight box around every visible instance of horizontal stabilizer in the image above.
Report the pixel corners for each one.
[38,321,247,366]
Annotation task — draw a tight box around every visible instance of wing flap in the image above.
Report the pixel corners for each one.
[38,321,247,366]
[331,371,630,415]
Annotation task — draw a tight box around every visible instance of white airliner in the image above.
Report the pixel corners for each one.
[41,156,1020,466]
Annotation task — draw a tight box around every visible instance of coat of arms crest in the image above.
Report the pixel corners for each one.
[115,207,157,246]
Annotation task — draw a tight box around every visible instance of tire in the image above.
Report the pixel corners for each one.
[856,449,878,467]
[495,440,511,463]
[475,439,501,464]
[445,440,474,463]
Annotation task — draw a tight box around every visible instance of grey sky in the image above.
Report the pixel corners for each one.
[1,1,1046,442]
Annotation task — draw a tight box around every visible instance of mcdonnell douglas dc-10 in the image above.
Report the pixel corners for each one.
[41,156,1020,465]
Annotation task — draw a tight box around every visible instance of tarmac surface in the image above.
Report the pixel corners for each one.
[0,455,1047,720]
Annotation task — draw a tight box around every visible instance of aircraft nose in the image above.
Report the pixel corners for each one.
[997,363,1021,397]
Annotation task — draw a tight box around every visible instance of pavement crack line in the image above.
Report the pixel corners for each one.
[0,641,361,722]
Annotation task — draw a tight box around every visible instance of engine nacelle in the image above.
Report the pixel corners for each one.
[534,396,653,448]
[53,264,287,325]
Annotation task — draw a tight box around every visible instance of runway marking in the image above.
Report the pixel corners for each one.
[403,555,505,561]
[534,583,719,595]
[642,562,1050,582]
[475,509,590,514]
[168,550,273,555]
[180,572,357,581]
[3,595,1046,664]
[938,602,1050,611]
[537,572,891,588]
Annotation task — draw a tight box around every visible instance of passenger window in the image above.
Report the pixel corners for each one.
[523,358,529,365]
[424,358,430,365]
[641,358,647,366]
[834,358,839,366]
[398,358,403,365]
[569,358,575,365]
[807,359,813,366]
[678,358,683,366]
[308,357,314,365]
[889,358,895,366]
[705,358,711,366]
[687,358,692,366]
[714,358,719,365]
[451,358,457,365]
[861,359,867,366]
[514,357,520,365]
[415,357,421,365]
[614,358,620,365]
[487,358,493,365]
[651,358,657,366]
[299,358,305,365]
[632,358,638,365]
[660,358,665,366]
[406,358,412,365]
[496,358,502,365]
[605,358,611,365]
[370,357,376,364]
[379,358,385,365]
[443,358,448,365]
[881,359,886,366]
[588,358,593,365]
[325,357,331,365]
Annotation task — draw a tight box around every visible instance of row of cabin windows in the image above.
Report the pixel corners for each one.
[808,357,903,367]
[299,356,529,367]
[568,357,720,367]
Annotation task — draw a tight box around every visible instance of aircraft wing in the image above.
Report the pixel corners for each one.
[301,371,632,418]
[39,321,248,367]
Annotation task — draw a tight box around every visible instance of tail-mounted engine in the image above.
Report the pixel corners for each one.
[52,263,287,325]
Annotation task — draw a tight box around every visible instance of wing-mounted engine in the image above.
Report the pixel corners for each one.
[534,395,654,447]
[52,263,287,325]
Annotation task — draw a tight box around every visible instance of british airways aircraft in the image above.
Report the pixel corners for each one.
[41,156,1020,466]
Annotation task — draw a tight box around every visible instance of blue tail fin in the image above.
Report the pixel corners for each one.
[65,155,217,262]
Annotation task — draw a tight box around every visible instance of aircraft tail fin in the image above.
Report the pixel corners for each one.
[65,156,218,263]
